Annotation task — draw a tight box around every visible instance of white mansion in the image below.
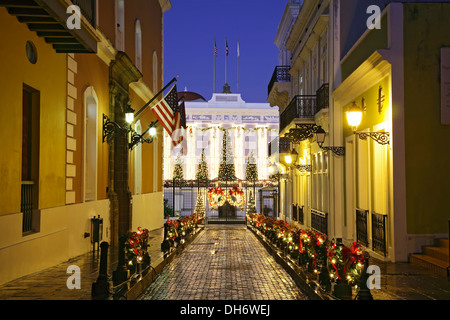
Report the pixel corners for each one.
[163,91,279,182]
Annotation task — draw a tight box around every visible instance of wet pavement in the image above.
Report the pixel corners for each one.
[139,225,309,300]
[0,224,448,301]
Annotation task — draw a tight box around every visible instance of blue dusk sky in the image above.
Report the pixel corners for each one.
[163,0,286,103]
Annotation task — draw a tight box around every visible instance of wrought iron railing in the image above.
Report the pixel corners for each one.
[372,212,387,256]
[268,66,291,96]
[356,208,369,246]
[280,95,316,132]
[298,205,304,224]
[268,136,290,157]
[21,181,34,233]
[311,209,328,235]
[71,0,96,27]
[316,83,329,111]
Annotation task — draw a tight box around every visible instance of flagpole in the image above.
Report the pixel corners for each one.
[225,38,228,85]
[237,38,239,93]
[134,76,178,121]
[214,38,216,93]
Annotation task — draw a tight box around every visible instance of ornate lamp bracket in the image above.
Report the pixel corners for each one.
[293,164,312,172]
[128,120,159,150]
[320,146,345,157]
[102,114,127,143]
[284,123,320,144]
[356,132,390,145]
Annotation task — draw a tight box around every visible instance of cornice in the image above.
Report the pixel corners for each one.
[159,0,172,13]
[332,50,391,106]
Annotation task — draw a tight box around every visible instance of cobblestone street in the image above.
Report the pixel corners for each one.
[139,225,309,300]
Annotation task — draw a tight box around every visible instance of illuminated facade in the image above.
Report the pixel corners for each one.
[163,92,279,182]
[269,0,450,266]
[0,0,171,285]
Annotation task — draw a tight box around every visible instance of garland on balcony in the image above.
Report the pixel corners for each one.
[247,213,366,287]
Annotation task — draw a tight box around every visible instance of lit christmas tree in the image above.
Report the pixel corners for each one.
[245,151,258,182]
[246,190,256,215]
[194,191,206,218]
[173,155,184,181]
[218,129,236,181]
[195,149,209,181]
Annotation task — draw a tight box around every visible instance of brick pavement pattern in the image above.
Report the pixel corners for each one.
[139,225,309,300]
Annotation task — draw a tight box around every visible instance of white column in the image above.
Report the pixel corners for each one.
[234,126,245,179]
[257,127,268,180]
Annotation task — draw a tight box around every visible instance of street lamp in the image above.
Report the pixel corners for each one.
[314,126,345,157]
[285,148,298,165]
[125,104,135,124]
[346,101,363,133]
[285,148,311,172]
[102,102,159,149]
[129,120,159,150]
[346,101,390,145]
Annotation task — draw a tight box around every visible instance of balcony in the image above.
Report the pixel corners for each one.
[268,136,290,158]
[268,66,291,96]
[279,95,316,133]
[0,0,98,53]
[267,66,291,109]
[316,83,329,111]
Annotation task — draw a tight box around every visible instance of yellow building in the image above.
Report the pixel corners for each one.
[0,0,171,285]
[269,1,450,269]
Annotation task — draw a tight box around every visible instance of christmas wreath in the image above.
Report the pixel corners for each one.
[226,186,245,210]
[207,187,226,209]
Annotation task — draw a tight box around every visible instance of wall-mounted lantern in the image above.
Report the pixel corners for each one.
[314,126,345,157]
[346,101,390,145]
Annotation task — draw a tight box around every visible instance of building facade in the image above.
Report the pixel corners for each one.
[269,0,450,265]
[163,90,279,218]
[0,0,171,285]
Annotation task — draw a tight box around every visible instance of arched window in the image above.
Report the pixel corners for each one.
[135,19,142,71]
[83,87,98,202]
[153,51,158,92]
[115,0,125,51]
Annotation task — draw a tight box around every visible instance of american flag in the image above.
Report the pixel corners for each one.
[151,85,178,137]
[214,40,217,57]
[226,40,229,56]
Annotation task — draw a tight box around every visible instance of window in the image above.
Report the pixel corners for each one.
[22,85,40,234]
[311,152,328,213]
[25,41,37,64]
[135,19,142,71]
[115,0,125,51]
[83,87,98,202]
